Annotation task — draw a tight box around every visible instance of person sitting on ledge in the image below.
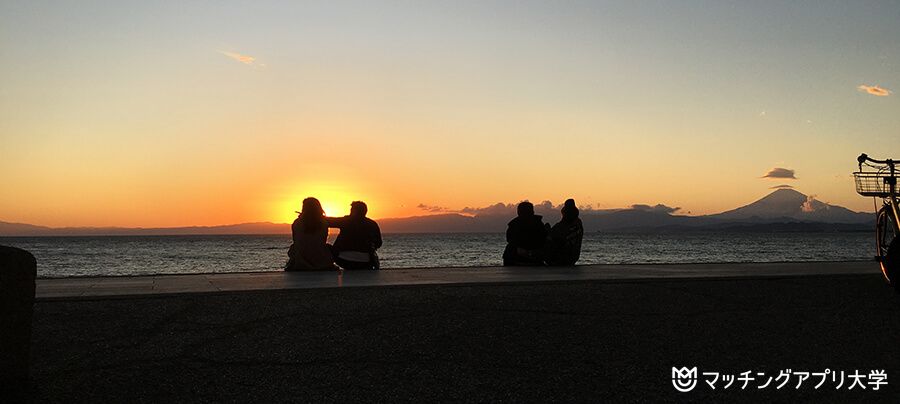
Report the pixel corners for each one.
[327,201,383,270]
[285,197,338,271]
[503,201,549,266]
[545,198,584,266]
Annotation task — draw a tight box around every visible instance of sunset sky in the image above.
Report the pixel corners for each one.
[1,1,898,227]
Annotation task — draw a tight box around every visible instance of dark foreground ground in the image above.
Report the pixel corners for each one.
[19,274,900,402]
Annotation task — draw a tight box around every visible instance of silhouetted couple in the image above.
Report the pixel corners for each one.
[503,199,584,266]
[285,197,382,271]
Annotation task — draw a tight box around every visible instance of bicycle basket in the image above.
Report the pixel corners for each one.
[854,172,898,197]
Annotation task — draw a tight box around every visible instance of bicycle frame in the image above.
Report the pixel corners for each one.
[881,163,897,236]
[858,154,900,234]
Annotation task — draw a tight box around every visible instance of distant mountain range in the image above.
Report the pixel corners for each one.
[0,222,288,237]
[0,189,873,236]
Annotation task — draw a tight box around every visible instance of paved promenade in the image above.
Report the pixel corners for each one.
[20,261,900,402]
[37,261,875,299]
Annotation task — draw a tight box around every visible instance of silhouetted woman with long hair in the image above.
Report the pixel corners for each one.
[285,197,336,271]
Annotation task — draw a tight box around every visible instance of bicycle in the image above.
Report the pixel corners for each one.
[855,153,900,291]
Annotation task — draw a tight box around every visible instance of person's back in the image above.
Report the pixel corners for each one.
[328,201,382,270]
[286,198,336,271]
[546,199,584,266]
[507,215,548,250]
[503,201,549,266]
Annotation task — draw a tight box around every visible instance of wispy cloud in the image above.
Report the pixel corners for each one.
[461,202,519,216]
[219,50,257,65]
[770,184,794,189]
[420,200,689,217]
[418,200,601,217]
[857,84,892,97]
[416,203,451,213]
[762,167,797,180]
[460,201,574,217]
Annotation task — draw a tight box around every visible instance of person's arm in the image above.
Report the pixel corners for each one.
[325,216,348,228]
[370,221,383,250]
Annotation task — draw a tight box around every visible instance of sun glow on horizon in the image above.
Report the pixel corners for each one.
[272,180,384,224]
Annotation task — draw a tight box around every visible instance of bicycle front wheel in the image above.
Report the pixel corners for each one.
[876,205,900,291]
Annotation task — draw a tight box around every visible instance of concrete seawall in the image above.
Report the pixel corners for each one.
[37,261,876,299]
[22,261,900,402]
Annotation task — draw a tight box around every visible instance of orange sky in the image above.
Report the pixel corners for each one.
[1,2,898,228]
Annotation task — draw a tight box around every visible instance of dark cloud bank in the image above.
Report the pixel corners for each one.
[762,168,797,179]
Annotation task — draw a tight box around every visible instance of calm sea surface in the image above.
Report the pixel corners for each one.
[0,232,875,278]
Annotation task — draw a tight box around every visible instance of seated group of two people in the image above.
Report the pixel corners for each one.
[286,197,382,271]
[503,199,584,266]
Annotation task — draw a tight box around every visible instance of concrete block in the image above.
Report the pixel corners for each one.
[0,245,37,391]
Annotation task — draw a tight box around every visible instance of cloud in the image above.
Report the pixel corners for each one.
[762,167,797,179]
[857,84,892,97]
[770,184,794,189]
[532,201,556,216]
[460,202,562,216]
[457,200,597,217]
[801,194,827,213]
[416,203,451,213]
[422,200,685,217]
[219,50,257,65]
[457,202,510,216]
[630,204,680,214]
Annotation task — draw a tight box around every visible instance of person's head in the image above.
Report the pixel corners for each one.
[350,201,368,217]
[300,197,325,233]
[517,201,534,217]
[561,198,579,221]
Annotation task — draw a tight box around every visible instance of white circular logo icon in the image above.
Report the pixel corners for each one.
[672,367,698,392]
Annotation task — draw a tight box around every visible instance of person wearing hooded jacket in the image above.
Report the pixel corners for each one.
[545,199,584,266]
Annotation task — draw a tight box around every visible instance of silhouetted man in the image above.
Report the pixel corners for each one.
[503,201,549,266]
[327,201,383,270]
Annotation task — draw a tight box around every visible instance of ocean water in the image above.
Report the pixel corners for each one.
[0,232,876,278]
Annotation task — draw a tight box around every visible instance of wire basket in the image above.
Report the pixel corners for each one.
[854,172,898,197]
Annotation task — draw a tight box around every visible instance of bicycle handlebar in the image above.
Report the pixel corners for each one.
[858,153,895,167]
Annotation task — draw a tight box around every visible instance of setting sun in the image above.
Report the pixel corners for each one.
[273,180,382,224]
[278,191,348,223]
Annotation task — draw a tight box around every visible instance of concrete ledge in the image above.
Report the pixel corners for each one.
[36,261,878,299]
[0,245,37,392]
[28,272,900,402]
